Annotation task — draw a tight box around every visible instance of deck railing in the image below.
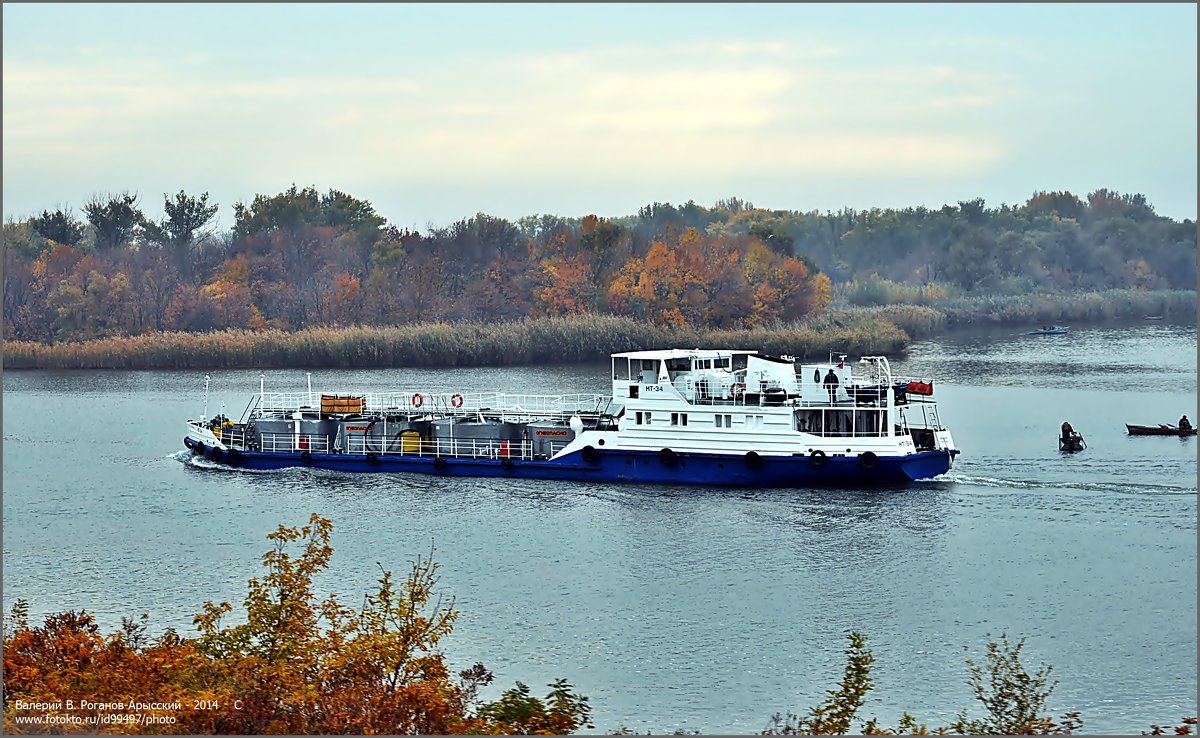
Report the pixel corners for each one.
[253,391,611,419]
[257,433,567,460]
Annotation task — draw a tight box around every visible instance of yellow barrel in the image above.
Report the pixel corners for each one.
[400,430,421,453]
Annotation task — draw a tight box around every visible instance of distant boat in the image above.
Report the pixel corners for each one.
[1143,315,1164,321]
[1029,325,1069,335]
[1059,431,1086,452]
[1126,423,1197,437]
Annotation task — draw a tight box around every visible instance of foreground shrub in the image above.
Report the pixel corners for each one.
[764,632,1085,735]
[2,515,591,735]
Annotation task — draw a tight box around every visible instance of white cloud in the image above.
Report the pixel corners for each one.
[3,38,1014,217]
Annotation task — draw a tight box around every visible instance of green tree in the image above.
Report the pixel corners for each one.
[140,190,219,277]
[83,192,142,250]
[28,208,86,246]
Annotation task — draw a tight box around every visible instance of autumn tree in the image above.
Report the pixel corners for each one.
[321,271,362,326]
[191,514,592,734]
[579,214,629,284]
[461,252,538,321]
[536,254,596,317]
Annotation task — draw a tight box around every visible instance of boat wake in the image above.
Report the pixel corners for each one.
[169,450,270,473]
[945,472,1196,496]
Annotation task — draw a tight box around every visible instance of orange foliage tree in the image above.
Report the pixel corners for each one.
[535,254,596,317]
[606,228,831,328]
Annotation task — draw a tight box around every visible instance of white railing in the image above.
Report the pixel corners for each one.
[214,429,249,449]
[260,433,333,453]
[253,390,612,419]
[794,407,893,437]
[259,433,568,460]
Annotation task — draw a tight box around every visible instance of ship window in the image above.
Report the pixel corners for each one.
[645,411,652,424]
[635,411,643,425]
[669,413,687,426]
[715,413,731,428]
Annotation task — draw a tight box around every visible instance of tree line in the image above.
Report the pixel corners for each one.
[3,186,1194,344]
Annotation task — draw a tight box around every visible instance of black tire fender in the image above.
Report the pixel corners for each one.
[810,449,827,467]
[366,452,379,466]
[500,458,514,471]
[581,445,599,463]
[859,451,879,469]
[659,448,677,466]
[745,450,763,469]
[433,456,448,471]
[206,446,222,461]
[194,441,205,456]
[300,450,313,464]
[226,449,241,467]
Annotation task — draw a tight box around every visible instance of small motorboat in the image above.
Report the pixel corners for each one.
[1029,325,1070,335]
[1059,431,1086,452]
[1126,424,1197,437]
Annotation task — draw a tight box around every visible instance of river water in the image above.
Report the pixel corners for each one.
[3,321,1196,734]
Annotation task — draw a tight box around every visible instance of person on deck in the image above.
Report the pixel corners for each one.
[823,368,840,405]
[1180,415,1192,431]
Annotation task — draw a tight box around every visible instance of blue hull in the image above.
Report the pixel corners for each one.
[184,438,957,486]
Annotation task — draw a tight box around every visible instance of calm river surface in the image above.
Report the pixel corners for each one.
[3,322,1196,734]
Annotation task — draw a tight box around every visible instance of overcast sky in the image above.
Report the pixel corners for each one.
[3,3,1196,231]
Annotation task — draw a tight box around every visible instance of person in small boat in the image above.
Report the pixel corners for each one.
[823,368,839,405]
[1060,421,1074,443]
[1180,415,1192,431]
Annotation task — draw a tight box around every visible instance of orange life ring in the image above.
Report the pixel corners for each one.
[731,382,746,398]
[412,392,424,408]
[451,392,465,408]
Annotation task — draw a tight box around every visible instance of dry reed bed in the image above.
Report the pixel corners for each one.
[7,289,1191,370]
[2,315,909,370]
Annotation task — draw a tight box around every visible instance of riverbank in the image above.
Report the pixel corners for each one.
[2,289,1193,370]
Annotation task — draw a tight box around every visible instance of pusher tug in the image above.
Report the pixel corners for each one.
[184,349,959,485]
